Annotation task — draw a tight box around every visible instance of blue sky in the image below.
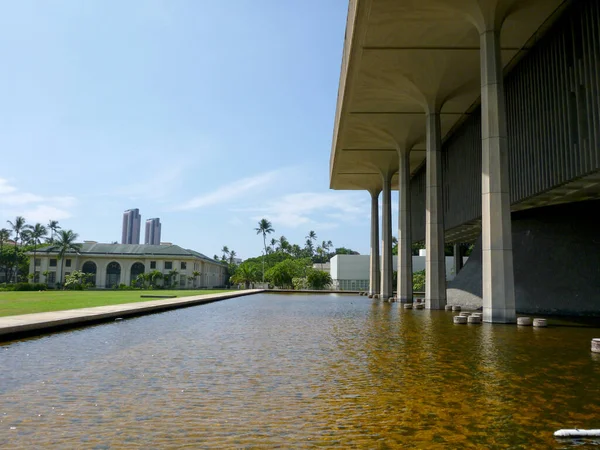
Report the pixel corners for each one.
[0,0,398,259]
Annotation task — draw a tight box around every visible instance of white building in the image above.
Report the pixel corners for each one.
[29,242,227,289]
[330,252,467,291]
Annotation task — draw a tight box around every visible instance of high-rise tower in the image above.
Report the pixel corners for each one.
[121,209,141,244]
[144,218,161,245]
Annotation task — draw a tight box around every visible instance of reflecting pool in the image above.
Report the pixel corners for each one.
[1,294,599,448]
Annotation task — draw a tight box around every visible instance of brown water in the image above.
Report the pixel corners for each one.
[1,294,600,449]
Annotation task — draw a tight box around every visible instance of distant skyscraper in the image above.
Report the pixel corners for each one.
[121,209,141,244]
[145,218,161,245]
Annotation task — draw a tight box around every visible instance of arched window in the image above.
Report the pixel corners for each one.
[130,262,145,287]
[81,261,97,286]
[106,262,121,288]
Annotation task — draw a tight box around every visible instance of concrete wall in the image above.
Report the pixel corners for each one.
[448,200,600,315]
[330,254,465,284]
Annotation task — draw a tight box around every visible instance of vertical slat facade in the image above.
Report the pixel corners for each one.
[410,0,600,243]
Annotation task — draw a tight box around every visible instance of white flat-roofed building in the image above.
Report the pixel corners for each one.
[330,254,466,291]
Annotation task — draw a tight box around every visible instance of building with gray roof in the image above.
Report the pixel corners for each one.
[29,242,226,289]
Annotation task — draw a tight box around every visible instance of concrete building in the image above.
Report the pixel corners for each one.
[122,209,141,245]
[330,254,465,291]
[145,218,161,245]
[330,0,600,320]
[29,242,227,289]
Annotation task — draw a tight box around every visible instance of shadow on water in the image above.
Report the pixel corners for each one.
[1,293,599,448]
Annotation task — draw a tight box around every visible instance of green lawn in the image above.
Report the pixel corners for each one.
[0,290,229,317]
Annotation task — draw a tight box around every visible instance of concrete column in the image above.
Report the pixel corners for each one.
[425,112,447,309]
[397,150,413,303]
[368,189,381,296]
[480,28,516,323]
[380,171,393,299]
[453,243,463,275]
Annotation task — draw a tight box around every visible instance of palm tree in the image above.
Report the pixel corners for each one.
[167,268,179,288]
[28,223,47,282]
[306,230,317,243]
[316,246,327,269]
[230,264,257,289]
[7,216,29,283]
[279,235,290,253]
[221,245,230,261]
[47,220,61,244]
[255,218,274,255]
[0,228,11,281]
[270,238,279,250]
[305,238,314,257]
[228,250,237,265]
[49,230,81,287]
[149,270,163,288]
[192,270,201,288]
[291,244,302,259]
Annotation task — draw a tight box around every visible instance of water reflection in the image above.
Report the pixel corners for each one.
[1,294,599,448]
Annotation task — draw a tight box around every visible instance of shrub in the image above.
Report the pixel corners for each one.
[306,269,332,290]
[292,277,308,290]
[413,270,425,292]
[0,282,48,291]
[64,271,93,290]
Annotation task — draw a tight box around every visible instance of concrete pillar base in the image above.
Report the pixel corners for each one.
[483,308,517,324]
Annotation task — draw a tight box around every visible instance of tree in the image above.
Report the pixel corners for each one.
[305,238,314,257]
[306,230,317,243]
[290,244,303,258]
[64,270,93,290]
[335,247,360,255]
[279,235,290,253]
[255,218,274,255]
[49,230,81,287]
[230,262,258,289]
[26,223,47,282]
[221,245,230,261]
[306,269,332,290]
[135,273,149,288]
[0,228,11,280]
[47,220,61,244]
[315,246,326,267]
[264,258,311,289]
[413,270,426,292]
[166,269,179,288]
[192,270,201,288]
[7,216,29,283]
[228,250,237,265]
[148,270,163,288]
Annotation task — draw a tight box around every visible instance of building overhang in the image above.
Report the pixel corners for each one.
[330,0,569,191]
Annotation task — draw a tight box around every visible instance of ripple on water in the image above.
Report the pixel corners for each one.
[1,294,600,448]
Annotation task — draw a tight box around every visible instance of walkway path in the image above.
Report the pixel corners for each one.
[0,289,264,340]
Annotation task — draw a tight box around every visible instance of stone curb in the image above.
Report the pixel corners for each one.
[0,289,265,340]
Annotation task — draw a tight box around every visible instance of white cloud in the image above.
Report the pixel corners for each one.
[0,192,43,206]
[0,178,76,223]
[242,191,368,228]
[176,170,283,211]
[0,178,17,195]
[12,205,73,223]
